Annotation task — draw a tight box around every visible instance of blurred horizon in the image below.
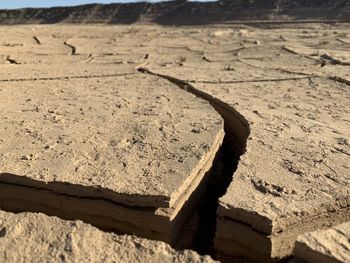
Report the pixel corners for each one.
[0,0,217,10]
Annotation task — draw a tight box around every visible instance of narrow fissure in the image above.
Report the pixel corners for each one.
[0,72,136,82]
[192,134,241,257]
[137,67,250,258]
[5,56,20,65]
[32,36,41,45]
[329,76,350,86]
[64,41,77,55]
[189,76,315,84]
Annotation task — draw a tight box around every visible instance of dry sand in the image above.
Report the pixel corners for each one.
[0,210,215,263]
[0,24,349,262]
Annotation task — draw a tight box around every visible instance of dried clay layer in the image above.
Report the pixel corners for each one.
[215,206,350,262]
[0,130,223,245]
[203,78,350,260]
[0,74,223,207]
[212,77,350,234]
[0,74,224,245]
[145,68,350,223]
[294,221,350,263]
[143,67,350,260]
[0,210,216,263]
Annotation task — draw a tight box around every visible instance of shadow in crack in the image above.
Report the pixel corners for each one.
[187,88,250,258]
[0,227,6,238]
[192,134,242,256]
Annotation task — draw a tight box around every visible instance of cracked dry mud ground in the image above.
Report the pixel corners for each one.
[0,24,349,263]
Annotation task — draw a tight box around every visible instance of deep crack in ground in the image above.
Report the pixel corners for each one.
[137,67,250,258]
[64,41,77,55]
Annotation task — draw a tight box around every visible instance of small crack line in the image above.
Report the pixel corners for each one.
[84,54,94,63]
[33,36,41,45]
[5,56,20,65]
[336,38,350,45]
[282,46,321,62]
[283,46,350,67]
[220,203,350,237]
[189,76,318,84]
[329,76,350,86]
[237,58,320,77]
[334,147,350,157]
[0,72,136,82]
[64,41,77,55]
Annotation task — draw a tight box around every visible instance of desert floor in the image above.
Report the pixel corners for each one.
[0,23,349,263]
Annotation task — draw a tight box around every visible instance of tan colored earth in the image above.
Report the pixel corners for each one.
[0,23,349,262]
[0,210,215,263]
[294,221,350,263]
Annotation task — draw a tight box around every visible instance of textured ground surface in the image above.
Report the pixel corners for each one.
[131,24,350,260]
[0,71,223,207]
[294,221,350,263]
[0,24,349,262]
[0,210,215,263]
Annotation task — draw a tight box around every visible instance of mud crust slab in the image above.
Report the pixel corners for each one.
[209,78,350,234]
[293,221,350,263]
[0,75,223,207]
[136,27,350,260]
[0,72,224,245]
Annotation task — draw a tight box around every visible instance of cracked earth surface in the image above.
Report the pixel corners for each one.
[0,24,349,263]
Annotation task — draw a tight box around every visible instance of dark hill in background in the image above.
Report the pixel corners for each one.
[0,0,349,25]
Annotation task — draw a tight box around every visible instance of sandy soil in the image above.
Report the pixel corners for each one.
[0,210,215,263]
[0,24,349,262]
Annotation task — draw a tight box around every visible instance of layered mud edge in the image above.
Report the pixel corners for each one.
[136,68,350,262]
